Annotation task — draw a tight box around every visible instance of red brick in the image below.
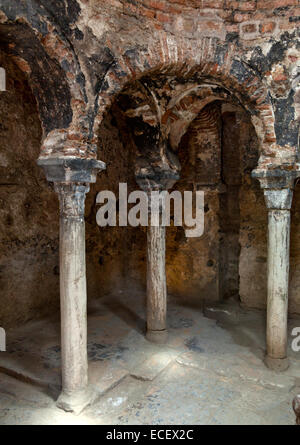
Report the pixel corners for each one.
[242,23,257,33]
[226,0,256,10]
[143,0,166,11]
[226,24,239,32]
[272,73,288,81]
[12,56,31,74]
[234,12,250,22]
[109,0,122,8]
[288,54,298,63]
[201,20,224,31]
[260,22,276,33]
[175,16,194,33]
[125,3,138,15]
[237,1,256,11]
[201,0,225,8]
[140,7,156,19]
[279,22,295,30]
[143,0,180,13]
[257,0,298,9]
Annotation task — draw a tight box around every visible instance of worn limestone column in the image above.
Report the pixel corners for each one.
[293,394,300,425]
[252,169,297,371]
[265,187,292,370]
[136,174,179,344]
[147,190,167,343]
[37,157,105,412]
[55,182,90,408]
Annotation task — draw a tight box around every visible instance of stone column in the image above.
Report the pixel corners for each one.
[264,187,292,370]
[147,194,167,343]
[252,169,297,371]
[55,182,90,409]
[136,173,179,344]
[293,395,300,425]
[37,157,105,413]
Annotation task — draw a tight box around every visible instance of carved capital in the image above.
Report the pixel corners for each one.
[252,168,298,190]
[136,170,179,193]
[136,170,179,215]
[252,168,299,210]
[263,188,293,210]
[38,157,105,220]
[54,183,89,219]
[37,157,106,184]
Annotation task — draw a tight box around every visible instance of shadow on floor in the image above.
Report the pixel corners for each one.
[102,296,146,335]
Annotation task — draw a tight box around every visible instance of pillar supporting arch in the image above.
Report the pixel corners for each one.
[38,156,106,413]
[253,167,300,370]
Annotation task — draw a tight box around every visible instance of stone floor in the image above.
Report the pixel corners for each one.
[0,291,300,425]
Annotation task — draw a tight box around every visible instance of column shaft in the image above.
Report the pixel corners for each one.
[267,209,291,360]
[293,395,300,425]
[262,186,293,371]
[147,224,167,337]
[56,184,89,394]
[37,157,106,413]
[136,173,179,344]
[251,169,298,371]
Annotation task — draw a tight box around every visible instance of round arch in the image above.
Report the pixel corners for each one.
[0,18,91,158]
[94,35,275,160]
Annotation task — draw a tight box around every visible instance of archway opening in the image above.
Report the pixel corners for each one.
[168,100,266,309]
[91,72,268,313]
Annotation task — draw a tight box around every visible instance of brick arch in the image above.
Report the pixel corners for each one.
[0,19,91,159]
[95,35,275,158]
[161,85,232,150]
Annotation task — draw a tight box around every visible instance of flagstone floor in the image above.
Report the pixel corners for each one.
[0,291,300,425]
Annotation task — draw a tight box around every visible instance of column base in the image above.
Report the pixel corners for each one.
[264,355,289,372]
[56,385,95,415]
[293,395,300,425]
[146,329,168,344]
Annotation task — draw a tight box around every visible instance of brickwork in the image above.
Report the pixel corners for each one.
[0,1,298,167]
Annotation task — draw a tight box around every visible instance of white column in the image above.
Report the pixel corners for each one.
[55,183,90,409]
[146,223,167,343]
[293,394,300,425]
[136,173,179,344]
[0,67,6,92]
[37,157,105,413]
[252,167,298,371]
[263,188,293,371]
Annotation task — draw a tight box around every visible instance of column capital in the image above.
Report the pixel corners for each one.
[252,168,299,190]
[252,168,299,210]
[263,188,293,210]
[54,183,90,219]
[37,156,106,184]
[136,170,180,216]
[136,170,180,193]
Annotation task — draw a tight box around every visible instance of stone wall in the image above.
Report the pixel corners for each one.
[0,1,299,159]
[0,53,60,328]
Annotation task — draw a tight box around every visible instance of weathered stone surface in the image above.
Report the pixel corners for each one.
[0,294,299,424]
[0,0,298,157]
[293,394,300,425]
[0,51,60,329]
[130,351,178,381]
